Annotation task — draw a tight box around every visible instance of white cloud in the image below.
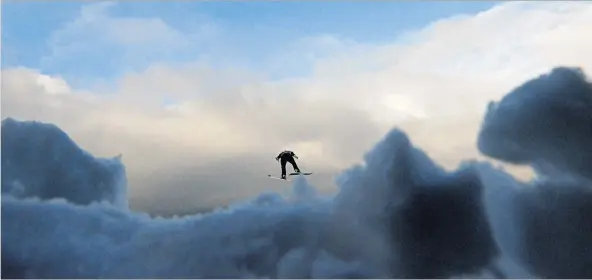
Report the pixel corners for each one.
[3,1,592,214]
[35,74,72,95]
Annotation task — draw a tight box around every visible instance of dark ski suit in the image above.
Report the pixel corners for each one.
[276,150,300,179]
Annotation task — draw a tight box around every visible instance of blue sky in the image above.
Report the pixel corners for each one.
[2,1,499,86]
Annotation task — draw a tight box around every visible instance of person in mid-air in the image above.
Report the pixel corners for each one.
[276,150,301,179]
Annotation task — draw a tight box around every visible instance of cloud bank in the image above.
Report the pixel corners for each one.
[0,119,502,279]
[3,66,592,279]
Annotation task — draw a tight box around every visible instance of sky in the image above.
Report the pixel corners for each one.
[3,1,499,83]
[2,1,592,215]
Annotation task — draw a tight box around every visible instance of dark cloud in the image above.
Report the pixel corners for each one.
[478,66,592,182]
[512,181,592,278]
[1,117,127,207]
[477,66,592,278]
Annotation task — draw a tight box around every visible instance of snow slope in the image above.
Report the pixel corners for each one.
[2,66,591,278]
